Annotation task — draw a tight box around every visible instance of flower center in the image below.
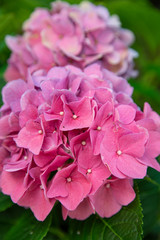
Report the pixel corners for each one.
[106,183,110,188]
[67,177,72,183]
[97,126,101,131]
[72,114,78,119]
[59,111,64,116]
[87,169,92,174]
[81,141,86,146]
[117,150,122,156]
[38,130,43,135]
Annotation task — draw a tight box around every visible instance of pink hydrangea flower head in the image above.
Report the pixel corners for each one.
[5,1,138,82]
[0,64,159,222]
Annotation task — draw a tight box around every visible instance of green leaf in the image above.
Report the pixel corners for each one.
[69,184,143,240]
[138,168,160,236]
[4,210,52,240]
[0,192,13,212]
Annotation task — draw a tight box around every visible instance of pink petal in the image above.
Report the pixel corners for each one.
[119,131,148,158]
[15,120,44,155]
[60,97,95,131]
[18,186,55,221]
[0,171,27,202]
[112,179,135,205]
[58,36,81,56]
[115,105,136,124]
[2,80,28,112]
[90,183,121,218]
[62,197,94,220]
[117,154,147,178]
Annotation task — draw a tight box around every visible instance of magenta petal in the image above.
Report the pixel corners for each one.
[34,150,56,168]
[47,176,68,198]
[62,197,95,220]
[0,115,12,138]
[19,104,38,128]
[0,171,27,202]
[112,179,135,205]
[61,97,95,131]
[119,131,148,158]
[15,120,44,155]
[18,186,55,221]
[90,183,121,218]
[48,164,91,210]
[59,181,85,210]
[117,154,147,178]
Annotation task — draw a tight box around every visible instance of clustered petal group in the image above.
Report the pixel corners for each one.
[5,1,137,82]
[0,1,160,222]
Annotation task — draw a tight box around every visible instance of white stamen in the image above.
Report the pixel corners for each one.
[38,130,43,135]
[59,111,64,116]
[24,156,28,160]
[87,169,92,174]
[53,130,56,134]
[117,150,122,156]
[106,183,110,188]
[57,167,62,171]
[67,177,72,183]
[72,114,78,119]
[97,126,101,131]
[40,185,43,189]
[81,141,86,146]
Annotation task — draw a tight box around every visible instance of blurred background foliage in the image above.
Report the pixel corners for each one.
[0,0,160,239]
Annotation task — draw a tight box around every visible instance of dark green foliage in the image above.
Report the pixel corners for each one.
[3,210,52,240]
[69,185,143,240]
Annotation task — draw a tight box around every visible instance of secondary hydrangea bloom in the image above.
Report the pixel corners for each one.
[0,64,159,221]
[5,1,138,82]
